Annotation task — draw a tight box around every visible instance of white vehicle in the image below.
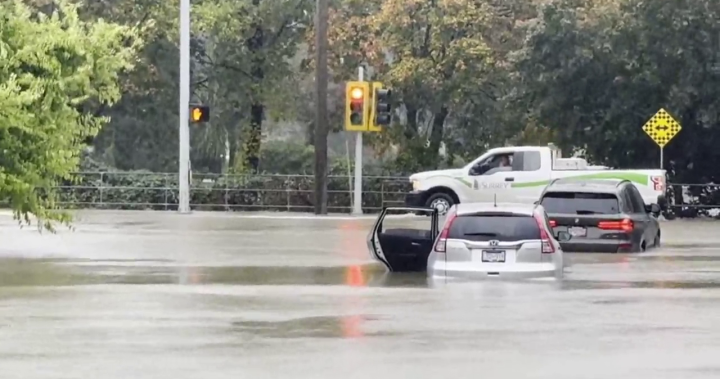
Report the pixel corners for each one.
[366,204,568,279]
[405,144,667,214]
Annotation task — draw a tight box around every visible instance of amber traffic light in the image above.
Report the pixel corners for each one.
[189,105,209,123]
[345,81,370,131]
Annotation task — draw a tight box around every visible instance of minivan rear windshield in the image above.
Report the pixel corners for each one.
[447,214,541,242]
[541,192,620,215]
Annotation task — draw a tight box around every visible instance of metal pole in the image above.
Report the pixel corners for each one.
[352,67,364,215]
[660,147,664,169]
[313,0,329,214]
[178,0,191,213]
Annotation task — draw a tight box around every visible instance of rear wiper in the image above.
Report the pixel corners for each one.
[464,232,498,237]
[575,210,601,215]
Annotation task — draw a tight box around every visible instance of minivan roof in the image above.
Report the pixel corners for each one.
[454,202,536,216]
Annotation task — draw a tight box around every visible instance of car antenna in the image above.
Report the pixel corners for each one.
[493,193,497,207]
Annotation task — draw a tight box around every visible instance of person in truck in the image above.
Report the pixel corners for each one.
[498,155,511,167]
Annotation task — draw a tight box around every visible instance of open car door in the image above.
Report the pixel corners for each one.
[366,207,439,272]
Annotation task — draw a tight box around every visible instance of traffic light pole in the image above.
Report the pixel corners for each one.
[352,66,365,215]
[177,0,191,213]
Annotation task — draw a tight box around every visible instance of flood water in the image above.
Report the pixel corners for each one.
[2,210,720,379]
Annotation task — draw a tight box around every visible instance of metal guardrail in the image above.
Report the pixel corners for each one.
[7,172,720,216]
[664,183,720,218]
[52,172,411,213]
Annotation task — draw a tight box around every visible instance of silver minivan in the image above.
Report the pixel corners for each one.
[367,203,569,279]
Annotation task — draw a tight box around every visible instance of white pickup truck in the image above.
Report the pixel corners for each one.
[404,144,667,214]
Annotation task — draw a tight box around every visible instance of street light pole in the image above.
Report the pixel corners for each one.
[178,0,191,213]
[313,0,329,214]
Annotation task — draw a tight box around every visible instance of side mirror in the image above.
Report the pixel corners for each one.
[470,163,488,176]
[649,203,661,214]
[556,231,571,242]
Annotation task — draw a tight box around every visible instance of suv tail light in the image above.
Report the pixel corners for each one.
[598,219,634,232]
[534,214,555,254]
[433,212,457,253]
[549,219,557,227]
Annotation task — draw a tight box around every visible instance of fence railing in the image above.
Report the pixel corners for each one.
[52,172,411,213]
[11,171,720,217]
[665,182,720,218]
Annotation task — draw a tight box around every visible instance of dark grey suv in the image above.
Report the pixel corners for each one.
[538,179,662,253]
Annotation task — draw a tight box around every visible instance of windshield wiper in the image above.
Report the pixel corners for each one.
[464,232,498,237]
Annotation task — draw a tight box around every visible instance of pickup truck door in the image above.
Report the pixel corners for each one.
[367,207,439,272]
[466,150,549,204]
[466,152,520,203]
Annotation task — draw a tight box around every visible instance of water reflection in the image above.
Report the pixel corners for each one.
[561,279,720,290]
[0,258,90,287]
[231,315,392,339]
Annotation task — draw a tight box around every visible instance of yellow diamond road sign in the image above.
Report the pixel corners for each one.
[642,108,682,147]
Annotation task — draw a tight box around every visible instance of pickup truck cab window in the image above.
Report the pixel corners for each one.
[469,153,515,176]
[523,151,542,172]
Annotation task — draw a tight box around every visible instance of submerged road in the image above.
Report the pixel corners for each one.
[1,210,720,378]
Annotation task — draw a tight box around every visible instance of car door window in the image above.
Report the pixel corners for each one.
[522,151,542,172]
[483,153,515,175]
[469,153,515,176]
[620,189,636,213]
[628,185,647,214]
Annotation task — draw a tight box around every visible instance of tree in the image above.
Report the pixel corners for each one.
[309,0,535,172]
[0,0,141,230]
[77,0,181,172]
[513,0,720,184]
[192,0,313,173]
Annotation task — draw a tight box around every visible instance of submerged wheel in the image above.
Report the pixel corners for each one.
[425,193,455,215]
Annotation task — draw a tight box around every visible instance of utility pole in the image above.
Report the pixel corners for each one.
[351,66,365,215]
[313,0,329,214]
[178,0,191,213]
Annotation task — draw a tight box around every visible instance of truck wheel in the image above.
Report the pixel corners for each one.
[425,193,455,215]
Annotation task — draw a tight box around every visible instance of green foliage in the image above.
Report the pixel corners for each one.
[7,0,720,220]
[512,0,720,182]
[0,0,141,230]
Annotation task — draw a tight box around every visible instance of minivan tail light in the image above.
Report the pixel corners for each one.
[534,214,555,254]
[549,220,557,227]
[433,212,457,253]
[598,219,634,232]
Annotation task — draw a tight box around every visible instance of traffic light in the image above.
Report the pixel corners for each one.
[369,82,391,132]
[345,81,370,131]
[370,82,392,132]
[189,105,210,123]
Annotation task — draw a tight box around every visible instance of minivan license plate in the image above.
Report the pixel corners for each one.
[482,250,506,263]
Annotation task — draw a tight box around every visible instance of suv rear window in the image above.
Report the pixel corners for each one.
[541,192,620,214]
[448,214,541,242]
